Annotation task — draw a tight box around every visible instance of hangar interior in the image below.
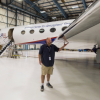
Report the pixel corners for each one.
[0,0,100,100]
[0,0,94,50]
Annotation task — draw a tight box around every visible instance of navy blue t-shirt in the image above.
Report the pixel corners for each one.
[39,44,59,67]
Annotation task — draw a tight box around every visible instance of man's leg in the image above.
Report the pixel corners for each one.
[41,75,45,83]
[46,67,53,88]
[47,74,50,82]
[46,74,53,88]
[41,75,45,92]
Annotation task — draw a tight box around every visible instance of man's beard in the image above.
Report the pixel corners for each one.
[48,42,51,45]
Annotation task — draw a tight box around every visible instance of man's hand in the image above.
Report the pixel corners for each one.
[64,41,69,46]
[59,40,69,51]
[39,60,42,65]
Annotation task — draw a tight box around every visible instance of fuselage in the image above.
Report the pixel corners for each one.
[0,20,74,46]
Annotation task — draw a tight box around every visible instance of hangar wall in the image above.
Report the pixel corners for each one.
[0,5,45,29]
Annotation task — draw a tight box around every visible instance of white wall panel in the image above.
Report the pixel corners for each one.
[24,22,30,25]
[18,14,23,20]
[31,19,35,24]
[17,20,24,26]
[8,17,15,25]
[0,8,7,15]
[0,23,7,29]
[25,16,30,23]
[8,11,15,18]
[17,20,21,26]
[0,16,7,23]
[20,21,23,26]
[37,20,40,24]
[8,25,15,27]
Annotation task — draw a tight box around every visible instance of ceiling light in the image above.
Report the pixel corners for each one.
[72,5,79,9]
[40,11,46,13]
[52,17,56,19]
[18,0,23,1]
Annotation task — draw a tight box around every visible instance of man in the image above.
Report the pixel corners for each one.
[39,37,69,92]
[92,45,97,54]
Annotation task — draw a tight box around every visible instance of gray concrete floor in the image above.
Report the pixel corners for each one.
[0,51,100,100]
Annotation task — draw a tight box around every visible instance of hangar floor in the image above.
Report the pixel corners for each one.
[0,51,100,100]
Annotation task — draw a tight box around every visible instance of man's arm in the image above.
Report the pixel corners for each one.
[59,41,69,52]
[39,54,42,65]
[39,45,43,65]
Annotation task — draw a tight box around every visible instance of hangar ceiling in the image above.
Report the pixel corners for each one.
[0,0,95,21]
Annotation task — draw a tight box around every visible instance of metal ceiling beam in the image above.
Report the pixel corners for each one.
[15,9,17,26]
[9,4,46,20]
[0,1,48,21]
[39,0,82,5]
[24,0,49,20]
[82,0,87,9]
[50,11,82,16]
[56,14,79,18]
[9,0,16,5]
[52,0,68,19]
[42,1,92,8]
[47,8,84,13]
[26,0,39,10]
[1,2,46,21]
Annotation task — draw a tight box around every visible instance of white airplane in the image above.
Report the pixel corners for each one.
[0,19,74,55]
[0,0,100,63]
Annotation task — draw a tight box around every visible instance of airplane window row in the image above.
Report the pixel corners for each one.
[21,26,67,35]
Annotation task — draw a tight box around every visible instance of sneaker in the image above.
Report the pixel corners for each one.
[46,83,53,88]
[41,85,44,92]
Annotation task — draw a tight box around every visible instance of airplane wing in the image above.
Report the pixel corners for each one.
[53,0,100,49]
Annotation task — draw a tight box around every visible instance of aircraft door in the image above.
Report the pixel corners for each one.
[8,28,14,42]
[0,45,2,50]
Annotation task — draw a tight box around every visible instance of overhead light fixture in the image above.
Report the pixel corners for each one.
[18,0,23,1]
[52,17,56,19]
[40,11,46,13]
[72,5,79,9]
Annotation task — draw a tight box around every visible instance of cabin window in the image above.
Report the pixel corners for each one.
[21,30,25,35]
[30,30,34,34]
[39,29,44,33]
[62,26,67,31]
[50,28,56,33]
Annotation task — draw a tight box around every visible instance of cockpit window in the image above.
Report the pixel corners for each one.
[62,26,67,31]
[21,30,25,35]
[50,28,56,33]
[39,29,44,33]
